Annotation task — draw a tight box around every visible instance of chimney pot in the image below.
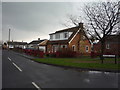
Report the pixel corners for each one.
[38,38,40,41]
[79,23,83,28]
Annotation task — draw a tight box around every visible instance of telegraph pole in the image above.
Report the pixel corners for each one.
[8,28,11,50]
[9,28,10,41]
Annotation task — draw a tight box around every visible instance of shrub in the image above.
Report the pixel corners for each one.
[56,49,77,58]
[49,53,57,57]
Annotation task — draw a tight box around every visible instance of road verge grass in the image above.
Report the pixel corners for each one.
[34,58,120,71]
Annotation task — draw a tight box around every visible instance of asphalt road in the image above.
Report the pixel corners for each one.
[0,49,2,90]
[2,50,119,89]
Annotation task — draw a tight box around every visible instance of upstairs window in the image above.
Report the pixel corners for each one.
[64,32,68,38]
[55,33,60,39]
[50,35,53,39]
[82,36,86,40]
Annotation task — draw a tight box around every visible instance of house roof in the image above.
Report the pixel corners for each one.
[49,26,79,35]
[48,27,79,44]
[29,40,45,45]
[7,41,27,45]
[48,24,91,45]
[39,39,48,46]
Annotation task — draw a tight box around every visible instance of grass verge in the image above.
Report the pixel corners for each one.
[34,57,120,71]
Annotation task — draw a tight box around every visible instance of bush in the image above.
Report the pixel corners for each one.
[91,51,100,58]
[56,49,77,58]
[49,53,57,57]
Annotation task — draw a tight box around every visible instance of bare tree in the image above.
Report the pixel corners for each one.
[62,1,120,63]
[84,1,120,63]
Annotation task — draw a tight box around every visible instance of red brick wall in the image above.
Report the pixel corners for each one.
[69,32,80,52]
[93,42,120,55]
[69,32,91,55]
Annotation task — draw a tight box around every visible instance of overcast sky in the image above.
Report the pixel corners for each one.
[2,0,114,43]
[2,2,83,43]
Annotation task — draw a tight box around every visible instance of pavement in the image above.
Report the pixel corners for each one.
[2,50,120,89]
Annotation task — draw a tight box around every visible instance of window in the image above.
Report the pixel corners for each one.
[64,32,68,38]
[82,36,86,40]
[85,45,89,52]
[55,33,60,39]
[50,35,53,39]
[53,45,59,52]
[106,44,110,49]
[72,45,76,51]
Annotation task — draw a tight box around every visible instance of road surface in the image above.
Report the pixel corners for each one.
[2,50,119,89]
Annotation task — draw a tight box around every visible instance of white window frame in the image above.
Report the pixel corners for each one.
[85,45,89,52]
[72,45,76,51]
[50,35,53,40]
[53,45,59,52]
[106,44,110,49]
[55,33,60,39]
[64,32,68,38]
[82,36,86,40]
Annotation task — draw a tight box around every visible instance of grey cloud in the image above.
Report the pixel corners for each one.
[2,2,72,31]
[2,2,80,42]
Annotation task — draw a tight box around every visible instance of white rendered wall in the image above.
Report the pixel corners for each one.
[50,32,73,41]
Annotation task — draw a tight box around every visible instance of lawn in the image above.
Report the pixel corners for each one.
[34,57,120,71]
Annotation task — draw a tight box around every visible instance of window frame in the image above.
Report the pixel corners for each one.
[55,33,60,39]
[85,45,89,52]
[50,35,53,40]
[64,32,68,38]
[106,43,110,49]
[72,45,76,51]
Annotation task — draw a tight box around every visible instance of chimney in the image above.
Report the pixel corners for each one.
[79,23,83,28]
[38,38,40,41]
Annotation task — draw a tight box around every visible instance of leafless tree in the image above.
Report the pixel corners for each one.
[84,1,120,63]
[63,1,120,63]
[61,14,83,27]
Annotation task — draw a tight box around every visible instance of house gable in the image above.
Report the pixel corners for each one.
[68,28,91,53]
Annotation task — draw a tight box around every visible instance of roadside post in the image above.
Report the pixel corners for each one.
[103,55,117,64]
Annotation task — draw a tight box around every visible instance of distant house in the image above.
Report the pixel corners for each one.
[93,34,120,56]
[28,38,47,50]
[47,23,92,55]
[38,39,48,53]
[7,41,28,49]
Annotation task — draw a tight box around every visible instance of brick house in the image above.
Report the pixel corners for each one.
[93,34,120,56]
[47,23,92,56]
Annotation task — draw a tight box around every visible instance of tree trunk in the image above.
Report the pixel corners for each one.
[100,38,105,64]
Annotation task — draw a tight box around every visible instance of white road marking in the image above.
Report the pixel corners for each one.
[8,57,12,61]
[32,82,41,90]
[12,62,22,72]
